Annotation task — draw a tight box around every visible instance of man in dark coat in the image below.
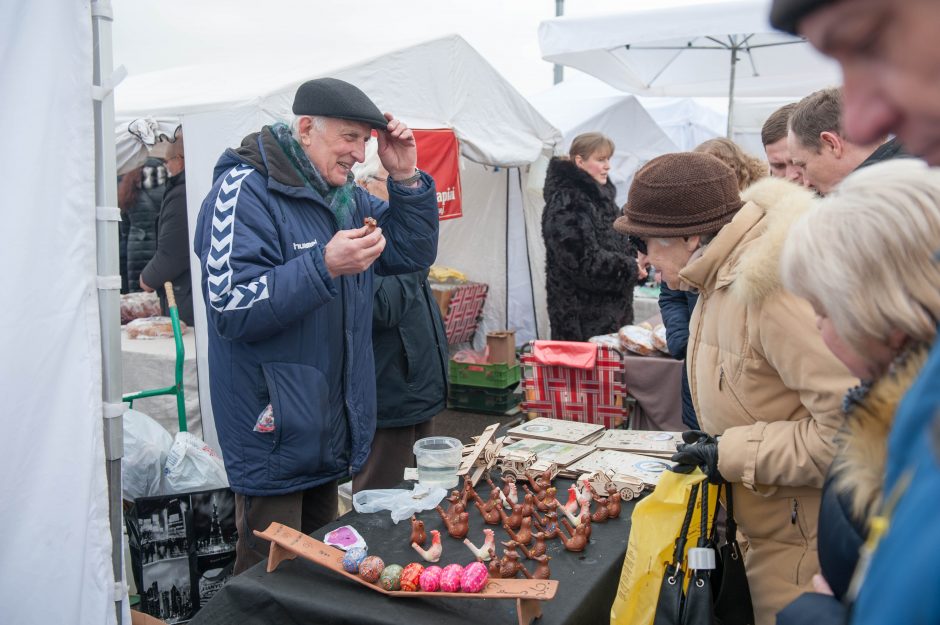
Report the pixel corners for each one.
[140,132,194,325]
[542,146,637,341]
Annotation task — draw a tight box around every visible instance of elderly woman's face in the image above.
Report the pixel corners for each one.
[645,237,698,290]
[815,311,901,381]
[575,150,612,185]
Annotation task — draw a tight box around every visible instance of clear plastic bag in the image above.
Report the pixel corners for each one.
[122,409,174,499]
[163,431,229,494]
[352,483,448,523]
[125,315,188,339]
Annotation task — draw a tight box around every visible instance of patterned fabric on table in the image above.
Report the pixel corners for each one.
[521,342,628,428]
[444,282,488,344]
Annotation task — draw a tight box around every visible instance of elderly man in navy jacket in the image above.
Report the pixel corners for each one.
[194,78,439,574]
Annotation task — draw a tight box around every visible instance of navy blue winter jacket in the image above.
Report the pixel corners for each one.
[194,127,438,496]
[658,284,699,429]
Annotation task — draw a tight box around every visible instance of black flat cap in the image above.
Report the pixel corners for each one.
[292,77,388,130]
[770,0,836,34]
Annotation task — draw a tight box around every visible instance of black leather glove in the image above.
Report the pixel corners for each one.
[670,430,724,484]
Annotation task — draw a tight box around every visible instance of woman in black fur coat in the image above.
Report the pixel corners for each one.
[542,133,637,340]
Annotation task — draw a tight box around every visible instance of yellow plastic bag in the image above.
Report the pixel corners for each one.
[610,469,717,625]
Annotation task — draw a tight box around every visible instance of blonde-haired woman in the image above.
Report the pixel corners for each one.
[694,137,768,191]
[542,132,638,340]
[777,159,940,624]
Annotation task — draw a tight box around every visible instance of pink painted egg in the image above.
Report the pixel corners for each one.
[400,562,425,592]
[440,563,464,593]
[460,561,488,593]
[419,565,443,592]
[358,555,385,583]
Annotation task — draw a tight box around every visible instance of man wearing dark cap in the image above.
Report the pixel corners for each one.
[771,2,940,624]
[614,152,855,625]
[193,77,439,573]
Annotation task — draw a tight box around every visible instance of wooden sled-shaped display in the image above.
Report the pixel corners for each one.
[255,522,558,625]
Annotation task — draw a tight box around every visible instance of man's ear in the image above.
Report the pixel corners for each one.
[298,116,313,145]
[684,235,701,252]
[819,131,843,158]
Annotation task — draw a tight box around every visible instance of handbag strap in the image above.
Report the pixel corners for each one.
[724,482,738,544]
[698,480,710,547]
[671,482,700,565]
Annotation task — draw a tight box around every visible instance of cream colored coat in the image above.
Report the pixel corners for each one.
[679,178,858,625]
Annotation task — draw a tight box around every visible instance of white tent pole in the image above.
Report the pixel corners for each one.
[91,0,128,622]
[726,36,739,138]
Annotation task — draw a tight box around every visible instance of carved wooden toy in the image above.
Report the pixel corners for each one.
[409,516,426,547]
[412,529,442,563]
[457,423,502,487]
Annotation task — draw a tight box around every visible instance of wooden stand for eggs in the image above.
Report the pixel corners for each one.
[255,523,559,625]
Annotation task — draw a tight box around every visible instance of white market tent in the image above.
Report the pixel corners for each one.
[115,35,562,451]
[3,1,126,624]
[538,0,841,135]
[530,78,680,206]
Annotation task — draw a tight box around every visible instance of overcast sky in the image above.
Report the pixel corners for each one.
[111,0,717,98]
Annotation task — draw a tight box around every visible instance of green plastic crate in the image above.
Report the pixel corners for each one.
[448,360,521,389]
[448,384,521,414]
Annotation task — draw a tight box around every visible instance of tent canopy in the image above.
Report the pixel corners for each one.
[538,0,841,98]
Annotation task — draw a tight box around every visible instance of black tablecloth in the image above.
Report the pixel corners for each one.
[192,478,637,625]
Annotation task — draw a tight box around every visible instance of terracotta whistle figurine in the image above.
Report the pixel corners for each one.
[499,550,533,579]
[486,547,502,577]
[535,486,557,512]
[605,484,622,519]
[562,485,580,517]
[532,554,552,580]
[577,478,594,507]
[473,488,503,525]
[498,501,524,530]
[504,516,533,546]
[557,518,589,552]
[591,498,610,524]
[579,513,593,541]
[519,531,547,559]
[534,510,560,539]
[444,493,466,522]
[410,515,426,547]
[461,477,477,508]
[559,499,582,528]
[485,475,512,509]
[438,508,470,540]
[463,528,496,561]
[505,481,519,506]
[412,529,442,562]
[520,493,536,519]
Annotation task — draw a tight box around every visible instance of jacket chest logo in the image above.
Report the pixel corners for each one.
[293,239,318,251]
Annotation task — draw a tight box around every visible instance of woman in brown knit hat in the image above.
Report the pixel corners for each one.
[614,152,856,625]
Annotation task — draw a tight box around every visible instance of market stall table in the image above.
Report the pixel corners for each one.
[622,352,684,432]
[191,478,638,625]
[121,329,201,435]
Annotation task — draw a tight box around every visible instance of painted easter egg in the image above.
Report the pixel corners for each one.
[379,564,404,591]
[419,565,443,592]
[440,563,464,593]
[342,547,368,573]
[358,555,385,583]
[460,561,488,593]
[399,562,425,592]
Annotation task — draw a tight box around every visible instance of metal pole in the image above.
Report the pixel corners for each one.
[553,0,565,84]
[727,38,738,138]
[91,0,127,622]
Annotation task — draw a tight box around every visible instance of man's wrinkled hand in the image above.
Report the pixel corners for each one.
[670,429,724,484]
[322,225,386,278]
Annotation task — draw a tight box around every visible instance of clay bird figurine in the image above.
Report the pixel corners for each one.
[505,481,519,506]
[412,529,442,562]
[473,491,503,526]
[463,528,496,561]
[436,505,470,540]
[532,554,552,580]
[486,548,502,577]
[577,478,594,506]
[534,511,559,539]
[409,515,426,547]
[504,516,533,546]
[557,518,589,552]
[520,493,536,519]
[518,532,547,559]
[562,485,580,517]
[605,484,622,519]
[499,550,533,579]
[498,501,524,530]
[591,498,610,524]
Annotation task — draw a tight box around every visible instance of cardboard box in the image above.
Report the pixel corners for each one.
[486,330,516,365]
[431,285,453,319]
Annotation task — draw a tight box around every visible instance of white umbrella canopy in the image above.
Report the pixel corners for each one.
[538,0,841,135]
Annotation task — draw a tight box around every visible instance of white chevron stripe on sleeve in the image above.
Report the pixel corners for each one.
[205,164,272,312]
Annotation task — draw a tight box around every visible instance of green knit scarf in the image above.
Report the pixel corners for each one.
[270,122,356,228]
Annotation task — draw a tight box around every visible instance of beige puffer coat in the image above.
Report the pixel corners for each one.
[679,178,858,625]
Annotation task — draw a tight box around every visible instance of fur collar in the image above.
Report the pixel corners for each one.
[543,156,617,205]
[729,177,817,305]
[832,343,929,524]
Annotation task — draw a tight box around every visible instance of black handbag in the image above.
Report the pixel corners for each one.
[712,484,755,625]
[682,480,716,625]
[653,483,699,625]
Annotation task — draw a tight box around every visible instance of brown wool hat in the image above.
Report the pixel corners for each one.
[613,152,744,239]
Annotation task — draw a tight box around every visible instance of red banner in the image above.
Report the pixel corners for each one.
[414,128,462,221]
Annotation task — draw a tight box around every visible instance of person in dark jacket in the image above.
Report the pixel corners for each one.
[351,147,448,492]
[140,131,194,325]
[118,158,165,293]
[542,132,638,341]
[193,78,439,574]
[776,160,940,625]
[658,283,699,429]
